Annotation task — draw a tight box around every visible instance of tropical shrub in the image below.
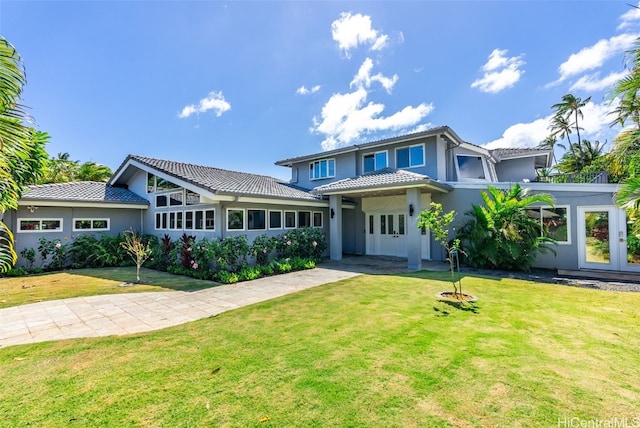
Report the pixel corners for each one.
[216,235,250,272]
[238,265,261,281]
[19,247,36,270]
[178,233,196,269]
[275,227,326,260]
[37,237,68,270]
[457,184,557,271]
[217,270,239,284]
[251,234,277,265]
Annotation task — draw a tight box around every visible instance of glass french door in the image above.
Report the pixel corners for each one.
[366,213,407,257]
[578,206,640,272]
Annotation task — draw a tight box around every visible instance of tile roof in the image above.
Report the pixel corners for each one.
[118,155,322,201]
[313,168,451,194]
[20,182,149,205]
[490,148,552,161]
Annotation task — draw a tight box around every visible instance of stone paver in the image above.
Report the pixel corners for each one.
[0,265,363,348]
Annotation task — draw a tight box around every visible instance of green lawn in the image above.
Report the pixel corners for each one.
[1,271,639,427]
[0,267,219,308]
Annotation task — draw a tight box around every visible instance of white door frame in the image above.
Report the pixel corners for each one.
[577,206,640,272]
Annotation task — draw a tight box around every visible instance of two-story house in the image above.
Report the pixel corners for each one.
[5,126,637,274]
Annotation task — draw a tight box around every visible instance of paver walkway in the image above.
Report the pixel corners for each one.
[0,267,362,348]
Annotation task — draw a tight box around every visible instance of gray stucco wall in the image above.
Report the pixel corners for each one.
[6,206,144,267]
[495,158,537,182]
[432,184,618,271]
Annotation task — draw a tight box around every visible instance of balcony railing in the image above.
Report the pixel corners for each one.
[535,171,609,184]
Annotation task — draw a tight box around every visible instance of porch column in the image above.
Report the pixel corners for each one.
[329,194,343,261]
[406,188,422,271]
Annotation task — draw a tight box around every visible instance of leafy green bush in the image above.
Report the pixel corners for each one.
[217,270,239,284]
[457,184,557,271]
[37,237,68,270]
[19,248,36,270]
[216,236,250,272]
[272,259,292,273]
[3,266,28,277]
[275,228,326,260]
[259,263,274,276]
[238,265,261,281]
[251,234,277,265]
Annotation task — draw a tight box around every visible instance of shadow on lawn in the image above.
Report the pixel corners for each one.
[64,267,221,292]
[433,301,479,316]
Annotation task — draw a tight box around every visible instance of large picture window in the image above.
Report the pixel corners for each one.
[309,158,336,180]
[18,218,63,233]
[456,155,487,180]
[527,206,570,244]
[73,218,109,231]
[396,144,425,169]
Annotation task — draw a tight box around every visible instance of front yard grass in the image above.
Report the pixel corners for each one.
[1,271,639,426]
[0,267,218,308]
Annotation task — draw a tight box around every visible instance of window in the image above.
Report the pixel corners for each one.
[156,213,162,229]
[186,190,200,206]
[285,211,296,229]
[363,151,388,173]
[369,215,374,234]
[169,212,177,229]
[169,191,183,206]
[309,158,336,180]
[396,144,425,168]
[156,195,167,207]
[269,211,282,229]
[248,209,266,230]
[313,212,323,228]
[18,218,62,233]
[205,210,215,230]
[147,173,155,193]
[527,206,570,244]
[228,209,244,230]
[156,177,180,191]
[456,155,486,180]
[73,218,109,231]
[184,209,214,230]
[298,211,311,228]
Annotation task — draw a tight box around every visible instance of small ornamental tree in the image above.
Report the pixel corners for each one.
[418,202,463,296]
[120,229,153,283]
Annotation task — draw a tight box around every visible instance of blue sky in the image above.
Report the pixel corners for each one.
[2,1,640,179]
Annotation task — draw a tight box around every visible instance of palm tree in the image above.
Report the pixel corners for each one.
[549,94,591,172]
[557,139,606,174]
[75,161,113,182]
[457,184,557,271]
[0,37,42,272]
[538,135,565,168]
[41,152,79,183]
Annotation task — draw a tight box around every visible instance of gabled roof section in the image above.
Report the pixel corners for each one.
[19,182,149,207]
[490,148,552,168]
[275,126,464,167]
[312,168,452,195]
[110,155,322,202]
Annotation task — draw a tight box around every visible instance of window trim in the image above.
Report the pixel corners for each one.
[227,208,245,231]
[309,158,336,181]
[247,209,267,231]
[269,210,283,230]
[72,218,110,232]
[528,205,571,245]
[284,210,296,229]
[363,150,388,173]
[18,218,63,233]
[395,143,425,169]
[454,154,489,182]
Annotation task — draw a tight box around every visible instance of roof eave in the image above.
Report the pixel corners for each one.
[313,179,452,196]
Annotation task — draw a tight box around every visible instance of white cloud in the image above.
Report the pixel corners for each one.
[312,87,434,151]
[569,70,628,92]
[296,85,321,95]
[551,34,638,86]
[618,3,640,30]
[331,12,389,58]
[178,91,231,118]
[471,49,525,94]
[484,100,615,149]
[350,58,398,93]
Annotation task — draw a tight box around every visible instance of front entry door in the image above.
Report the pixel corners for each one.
[366,213,407,257]
[578,206,640,272]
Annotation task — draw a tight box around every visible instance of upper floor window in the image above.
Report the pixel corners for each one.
[309,159,335,180]
[363,151,388,173]
[147,173,155,193]
[456,155,487,180]
[396,144,425,169]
